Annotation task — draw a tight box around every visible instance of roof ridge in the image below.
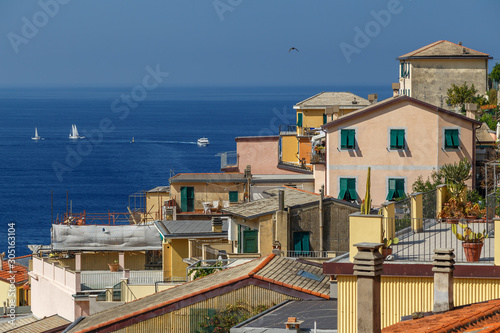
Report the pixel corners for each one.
[411,40,444,56]
[295,92,325,106]
[251,274,330,299]
[443,39,490,56]
[248,253,275,276]
[282,185,321,197]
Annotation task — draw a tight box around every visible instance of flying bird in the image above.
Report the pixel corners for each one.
[288,47,299,53]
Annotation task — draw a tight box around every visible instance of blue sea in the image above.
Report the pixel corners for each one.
[0,85,389,256]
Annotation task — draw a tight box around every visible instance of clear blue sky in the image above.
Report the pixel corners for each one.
[0,0,499,88]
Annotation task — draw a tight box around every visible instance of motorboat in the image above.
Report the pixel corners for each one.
[197,137,209,146]
[32,127,42,140]
[69,124,85,139]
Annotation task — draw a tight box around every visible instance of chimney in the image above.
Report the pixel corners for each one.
[368,94,378,104]
[278,189,285,212]
[353,242,384,333]
[244,165,251,179]
[211,217,223,233]
[464,103,477,119]
[0,253,3,271]
[458,41,462,46]
[392,83,400,97]
[432,248,455,313]
[272,241,281,256]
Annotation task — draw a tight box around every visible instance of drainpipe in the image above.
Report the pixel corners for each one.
[319,185,324,254]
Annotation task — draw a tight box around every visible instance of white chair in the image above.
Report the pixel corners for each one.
[223,200,230,208]
[202,202,212,214]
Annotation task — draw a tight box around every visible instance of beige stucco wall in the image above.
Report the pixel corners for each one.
[236,215,273,255]
[145,192,171,222]
[170,182,246,211]
[400,58,488,108]
[236,138,298,175]
[326,100,475,206]
[314,164,326,193]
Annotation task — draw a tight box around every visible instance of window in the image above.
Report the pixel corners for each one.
[229,191,238,203]
[386,178,405,201]
[323,113,327,125]
[293,232,310,255]
[338,178,357,201]
[444,129,460,149]
[297,113,303,127]
[340,129,356,149]
[390,129,405,149]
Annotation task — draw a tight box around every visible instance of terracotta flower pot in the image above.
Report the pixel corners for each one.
[108,263,119,272]
[381,248,392,259]
[462,242,483,262]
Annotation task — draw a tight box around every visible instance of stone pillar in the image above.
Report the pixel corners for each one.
[494,219,500,266]
[106,286,113,302]
[75,252,82,271]
[353,242,384,333]
[118,252,125,271]
[432,248,455,313]
[381,202,395,239]
[411,193,423,232]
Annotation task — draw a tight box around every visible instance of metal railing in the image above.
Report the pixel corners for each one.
[55,211,133,225]
[81,270,168,290]
[129,271,164,285]
[385,217,494,263]
[219,151,238,169]
[284,250,345,259]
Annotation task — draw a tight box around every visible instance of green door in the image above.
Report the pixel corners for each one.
[243,230,258,253]
[180,187,195,212]
[293,232,310,255]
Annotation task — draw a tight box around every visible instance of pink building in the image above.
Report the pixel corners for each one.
[319,95,480,206]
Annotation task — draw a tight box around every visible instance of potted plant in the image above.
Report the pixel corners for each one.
[437,197,465,223]
[381,230,399,258]
[108,260,119,272]
[464,202,485,220]
[451,223,488,262]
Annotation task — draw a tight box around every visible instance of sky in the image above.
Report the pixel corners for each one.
[0,0,499,88]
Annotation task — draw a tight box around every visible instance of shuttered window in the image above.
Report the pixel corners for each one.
[444,129,459,149]
[323,113,327,124]
[386,179,405,201]
[340,129,355,149]
[229,191,238,203]
[338,178,357,201]
[297,113,303,127]
[390,129,405,149]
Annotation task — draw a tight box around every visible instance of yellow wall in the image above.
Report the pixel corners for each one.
[297,109,325,131]
[281,135,299,164]
[49,252,146,271]
[170,182,245,212]
[146,191,171,222]
[113,284,299,333]
[0,281,27,307]
[349,214,383,262]
[337,275,500,333]
[237,215,273,255]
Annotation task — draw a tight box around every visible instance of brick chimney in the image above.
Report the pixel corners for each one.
[212,217,223,233]
[432,248,455,313]
[353,242,384,333]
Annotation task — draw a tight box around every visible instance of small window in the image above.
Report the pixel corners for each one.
[338,178,357,201]
[323,113,327,125]
[340,129,355,149]
[229,191,238,203]
[387,179,405,201]
[297,113,303,127]
[390,129,405,150]
[444,129,459,149]
[297,269,324,282]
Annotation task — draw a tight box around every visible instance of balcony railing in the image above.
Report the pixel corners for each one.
[219,151,238,170]
[81,270,168,290]
[284,250,344,259]
[55,212,133,225]
[310,150,326,164]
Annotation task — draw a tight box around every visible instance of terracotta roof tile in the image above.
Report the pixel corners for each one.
[0,260,29,285]
[398,40,490,59]
[383,298,500,333]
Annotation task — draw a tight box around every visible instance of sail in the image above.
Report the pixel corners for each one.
[73,124,79,137]
[34,128,38,138]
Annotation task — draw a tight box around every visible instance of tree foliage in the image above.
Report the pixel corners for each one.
[197,301,273,333]
[189,260,224,280]
[446,82,478,112]
[490,62,500,83]
[412,170,445,193]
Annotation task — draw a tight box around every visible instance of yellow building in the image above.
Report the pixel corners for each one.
[0,257,29,307]
[280,92,372,170]
[154,219,229,280]
[169,173,248,214]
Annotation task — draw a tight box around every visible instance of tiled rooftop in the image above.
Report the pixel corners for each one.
[0,260,28,285]
[295,92,370,108]
[383,299,500,333]
[67,254,330,333]
[398,40,490,59]
[4,315,70,333]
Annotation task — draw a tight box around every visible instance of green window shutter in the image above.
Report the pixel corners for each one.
[397,130,405,148]
[347,130,356,148]
[396,179,405,198]
[297,113,303,127]
[338,178,347,199]
[323,113,327,124]
[229,191,238,203]
[348,178,357,200]
[391,129,405,149]
[293,232,310,253]
[386,179,396,201]
[390,130,397,149]
[340,130,348,148]
[451,130,459,148]
[445,129,459,148]
[180,187,187,212]
[400,63,404,77]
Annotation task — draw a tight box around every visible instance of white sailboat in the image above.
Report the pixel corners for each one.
[31,127,42,140]
[69,124,85,139]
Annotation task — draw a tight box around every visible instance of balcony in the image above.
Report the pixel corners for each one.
[218,151,238,171]
[310,148,326,164]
